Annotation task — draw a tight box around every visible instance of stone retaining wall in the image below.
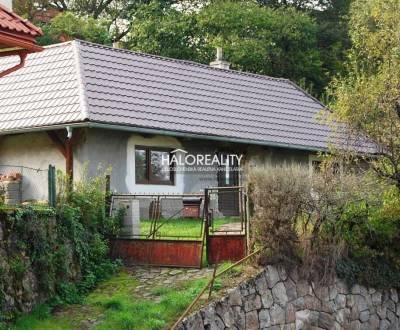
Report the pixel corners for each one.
[178,265,400,329]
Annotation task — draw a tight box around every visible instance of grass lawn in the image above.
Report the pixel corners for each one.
[10,271,208,330]
[140,217,240,239]
[9,261,260,330]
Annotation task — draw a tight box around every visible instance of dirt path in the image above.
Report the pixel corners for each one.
[128,266,214,301]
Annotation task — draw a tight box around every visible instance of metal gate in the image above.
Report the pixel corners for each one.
[109,193,205,268]
[204,186,248,264]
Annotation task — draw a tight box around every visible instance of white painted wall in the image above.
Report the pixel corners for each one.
[75,128,184,194]
[0,132,65,201]
[0,0,12,9]
[0,128,316,201]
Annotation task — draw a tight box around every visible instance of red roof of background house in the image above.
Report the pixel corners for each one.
[0,3,43,55]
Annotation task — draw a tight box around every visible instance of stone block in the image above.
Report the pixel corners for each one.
[232,306,245,329]
[285,278,298,302]
[295,309,319,329]
[372,292,383,306]
[245,310,259,330]
[350,320,362,330]
[359,310,370,323]
[270,304,285,325]
[318,312,335,329]
[265,266,280,289]
[335,294,346,309]
[244,293,262,312]
[272,282,288,306]
[390,289,399,303]
[379,319,390,330]
[258,309,271,328]
[277,265,288,281]
[228,288,243,307]
[255,274,269,295]
[368,314,380,329]
[377,305,387,320]
[215,301,232,327]
[183,313,205,330]
[285,303,296,323]
[261,290,274,309]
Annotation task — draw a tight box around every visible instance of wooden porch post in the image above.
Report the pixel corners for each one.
[65,138,73,181]
[47,128,82,182]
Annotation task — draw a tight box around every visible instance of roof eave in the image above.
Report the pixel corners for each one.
[0,121,328,153]
[0,31,43,54]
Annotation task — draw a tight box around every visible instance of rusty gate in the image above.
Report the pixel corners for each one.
[204,186,248,264]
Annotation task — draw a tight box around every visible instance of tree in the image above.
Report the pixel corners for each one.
[331,0,400,188]
[257,0,351,97]
[125,1,325,95]
[124,1,203,61]
[37,12,112,45]
[14,0,177,42]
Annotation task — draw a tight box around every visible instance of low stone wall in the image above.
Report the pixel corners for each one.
[178,265,400,329]
[0,212,80,319]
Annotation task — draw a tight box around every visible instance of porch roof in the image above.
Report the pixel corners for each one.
[0,4,43,56]
[0,40,370,152]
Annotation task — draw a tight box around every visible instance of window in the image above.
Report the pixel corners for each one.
[135,146,174,185]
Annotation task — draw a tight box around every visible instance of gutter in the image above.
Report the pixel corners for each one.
[0,51,27,78]
[0,121,327,153]
[87,122,327,152]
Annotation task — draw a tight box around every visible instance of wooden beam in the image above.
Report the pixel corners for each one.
[65,138,73,180]
[47,131,67,158]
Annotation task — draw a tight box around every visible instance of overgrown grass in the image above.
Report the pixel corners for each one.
[10,271,208,330]
[140,217,240,239]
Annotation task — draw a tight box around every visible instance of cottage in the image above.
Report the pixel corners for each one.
[0,40,338,202]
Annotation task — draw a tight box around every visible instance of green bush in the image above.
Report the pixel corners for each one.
[335,185,400,287]
[249,163,400,287]
[0,172,123,320]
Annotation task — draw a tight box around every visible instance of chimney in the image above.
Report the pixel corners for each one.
[210,47,230,70]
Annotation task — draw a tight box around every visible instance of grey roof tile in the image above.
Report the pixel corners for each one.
[0,41,83,130]
[0,39,351,151]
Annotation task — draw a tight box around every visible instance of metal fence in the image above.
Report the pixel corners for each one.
[110,193,206,240]
[0,164,56,206]
[205,186,247,235]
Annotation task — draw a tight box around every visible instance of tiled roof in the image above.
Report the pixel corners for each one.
[0,42,82,129]
[0,40,340,151]
[0,4,42,37]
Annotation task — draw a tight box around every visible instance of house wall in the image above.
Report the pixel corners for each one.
[76,128,185,194]
[0,128,316,201]
[0,132,65,201]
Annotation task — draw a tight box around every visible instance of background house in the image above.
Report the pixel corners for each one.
[0,0,43,77]
[0,40,335,202]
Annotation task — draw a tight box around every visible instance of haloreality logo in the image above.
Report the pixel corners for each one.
[162,149,243,167]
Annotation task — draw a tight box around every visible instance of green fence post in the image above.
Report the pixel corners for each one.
[48,165,56,207]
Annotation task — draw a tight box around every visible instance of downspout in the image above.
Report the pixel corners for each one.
[0,51,27,78]
[66,126,73,181]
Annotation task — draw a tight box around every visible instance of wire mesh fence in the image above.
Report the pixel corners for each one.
[110,194,206,240]
[0,164,56,205]
[110,187,248,241]
[205,186,247,235]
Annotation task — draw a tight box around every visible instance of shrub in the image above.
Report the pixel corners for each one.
[0,171,123,320]
[248,162,400,286]
[248,164,310,266]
